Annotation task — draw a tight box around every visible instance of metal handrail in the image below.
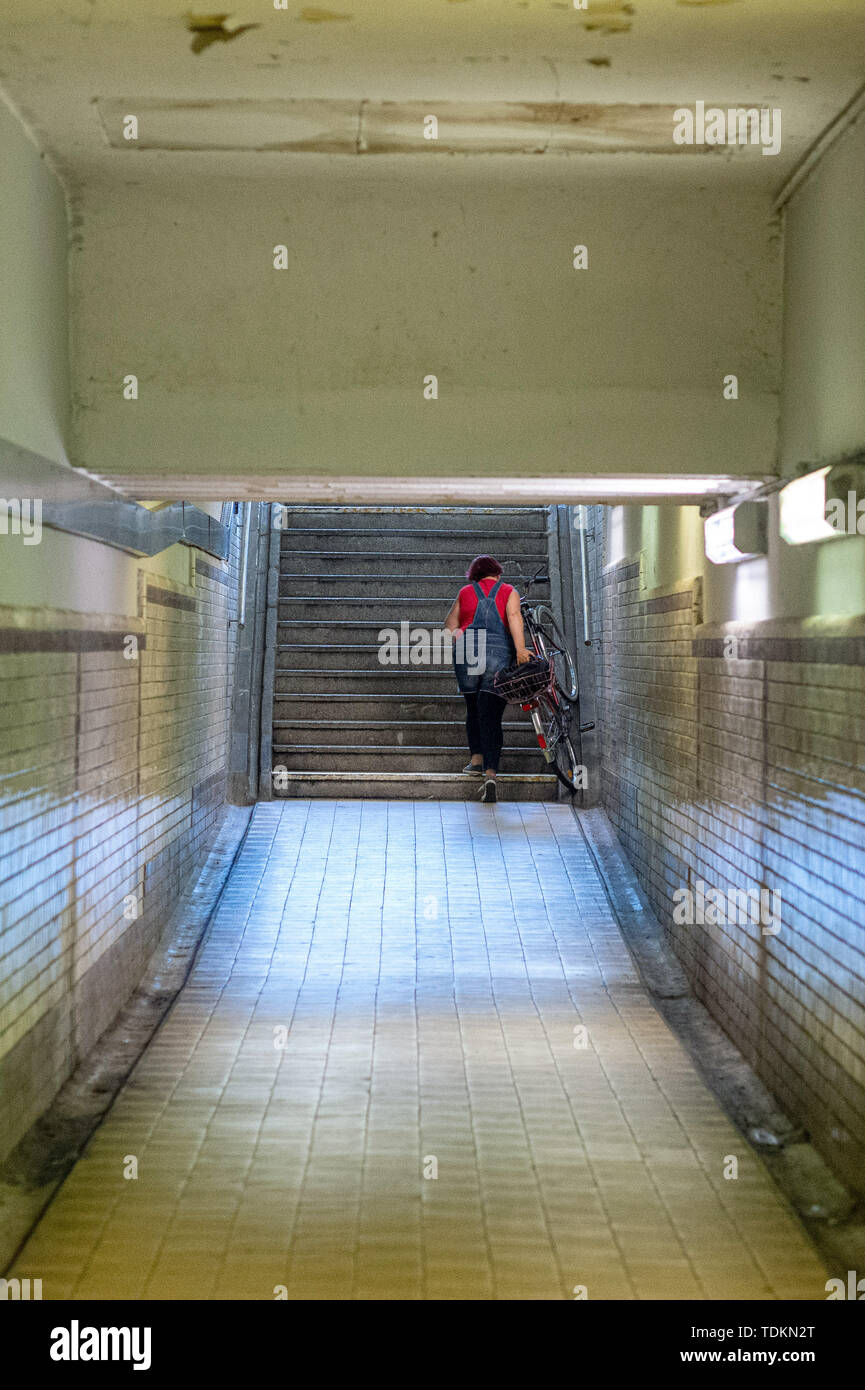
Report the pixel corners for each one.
[237,503,252,628]
[576,505,592,646]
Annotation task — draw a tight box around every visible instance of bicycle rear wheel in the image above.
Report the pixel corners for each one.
[532,605,579,702]
[551,732,580,793]
[535,694,581,794]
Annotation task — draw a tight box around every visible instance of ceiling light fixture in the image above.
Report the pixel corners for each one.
[92,473,768,505]
[704,499,768,564]
[779,461,865,545]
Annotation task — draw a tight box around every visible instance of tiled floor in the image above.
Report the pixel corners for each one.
[12,801,828,1300]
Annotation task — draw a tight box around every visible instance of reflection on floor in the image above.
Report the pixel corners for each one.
[12,801,828,1300]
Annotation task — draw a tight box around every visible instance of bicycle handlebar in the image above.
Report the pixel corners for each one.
[521,566,549,598]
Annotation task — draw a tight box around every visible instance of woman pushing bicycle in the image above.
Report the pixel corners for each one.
[443,555,531,804]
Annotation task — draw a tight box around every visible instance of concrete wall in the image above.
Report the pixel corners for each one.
[69,161,780,483]
[589,111,865,1196]
[0,99,247,1163]
[0,94,69,467]
[780,111,865,475]
[0,529,243,1163]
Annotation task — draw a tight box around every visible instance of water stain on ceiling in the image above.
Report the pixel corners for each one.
[95,96,735,155]
[186,13,261,54]
[582,0,635,34]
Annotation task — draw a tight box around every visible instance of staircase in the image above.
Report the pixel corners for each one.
[267,505,559,799]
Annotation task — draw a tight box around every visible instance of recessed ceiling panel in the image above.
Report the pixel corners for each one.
[96,97,722,155]
[96,97,361,153]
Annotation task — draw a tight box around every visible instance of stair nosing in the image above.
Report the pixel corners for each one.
[269,770,556,781]
[279,574,549,581]
[278,643,446,650]
[278,549,547,557]
[276,529,546,536]
[272,744,542,754]
[276,668,469,674]
[273,719,526,727]
[278,595,514,600]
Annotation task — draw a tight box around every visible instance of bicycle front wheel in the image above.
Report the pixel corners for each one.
[532,606,579,702]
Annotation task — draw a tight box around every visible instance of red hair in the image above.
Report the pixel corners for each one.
[466,555,502,582]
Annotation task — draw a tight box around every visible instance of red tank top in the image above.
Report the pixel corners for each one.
[457,577,514,630]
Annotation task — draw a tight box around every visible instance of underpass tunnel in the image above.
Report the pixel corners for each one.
[1,1,865,1306]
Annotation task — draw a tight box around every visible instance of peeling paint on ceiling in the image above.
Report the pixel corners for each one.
[582,2,635,34]
[2,0,865,192]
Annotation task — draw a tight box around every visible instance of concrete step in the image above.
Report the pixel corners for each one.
[276,643,467,672]
[266,504,553,796]
[279,598,470,623]
[272,694,467,722]
[278,575,551,600]
[280,529,550,556]
[275,669,473,695]
[279,619,457,642]
[273,719,537,749]
[277,506,549,534]
[269,771,558,800]
[279,551,546,577]
[271,746,546,773]
[279,619,548,645]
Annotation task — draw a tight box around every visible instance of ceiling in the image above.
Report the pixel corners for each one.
[2,0,865,193]
[3,1,863,500]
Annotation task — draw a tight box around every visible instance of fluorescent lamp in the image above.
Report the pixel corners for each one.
[779,463,865,545]
[779,467,833,545]
[501,477,741,497]
[95,98,698,157]
[96,473,767,505]
[704,499,768,564]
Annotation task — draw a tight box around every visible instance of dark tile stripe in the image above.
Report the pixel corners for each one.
[195,558,230,588]
[601,560,640,587]
[146,585,196,613]
[604,555,865,664]
[192,770,225,807]
[0,629,146,653]
[694,636,865,665]
[642,592,692,615]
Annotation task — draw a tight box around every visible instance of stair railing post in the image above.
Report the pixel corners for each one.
[257,503,283,801]
[567,505,600,806]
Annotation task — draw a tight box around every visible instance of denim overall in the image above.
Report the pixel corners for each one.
[454,579,515,695]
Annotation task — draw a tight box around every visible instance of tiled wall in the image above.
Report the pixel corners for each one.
[0,537,241,1163]
[587,515,865,1198]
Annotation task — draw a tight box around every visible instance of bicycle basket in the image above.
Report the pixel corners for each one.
[493,655,551,703]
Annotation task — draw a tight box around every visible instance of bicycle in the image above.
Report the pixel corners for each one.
[520,567,579,703]
[493,568,588,794]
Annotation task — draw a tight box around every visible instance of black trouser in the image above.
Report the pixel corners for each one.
[464,691,507,773]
